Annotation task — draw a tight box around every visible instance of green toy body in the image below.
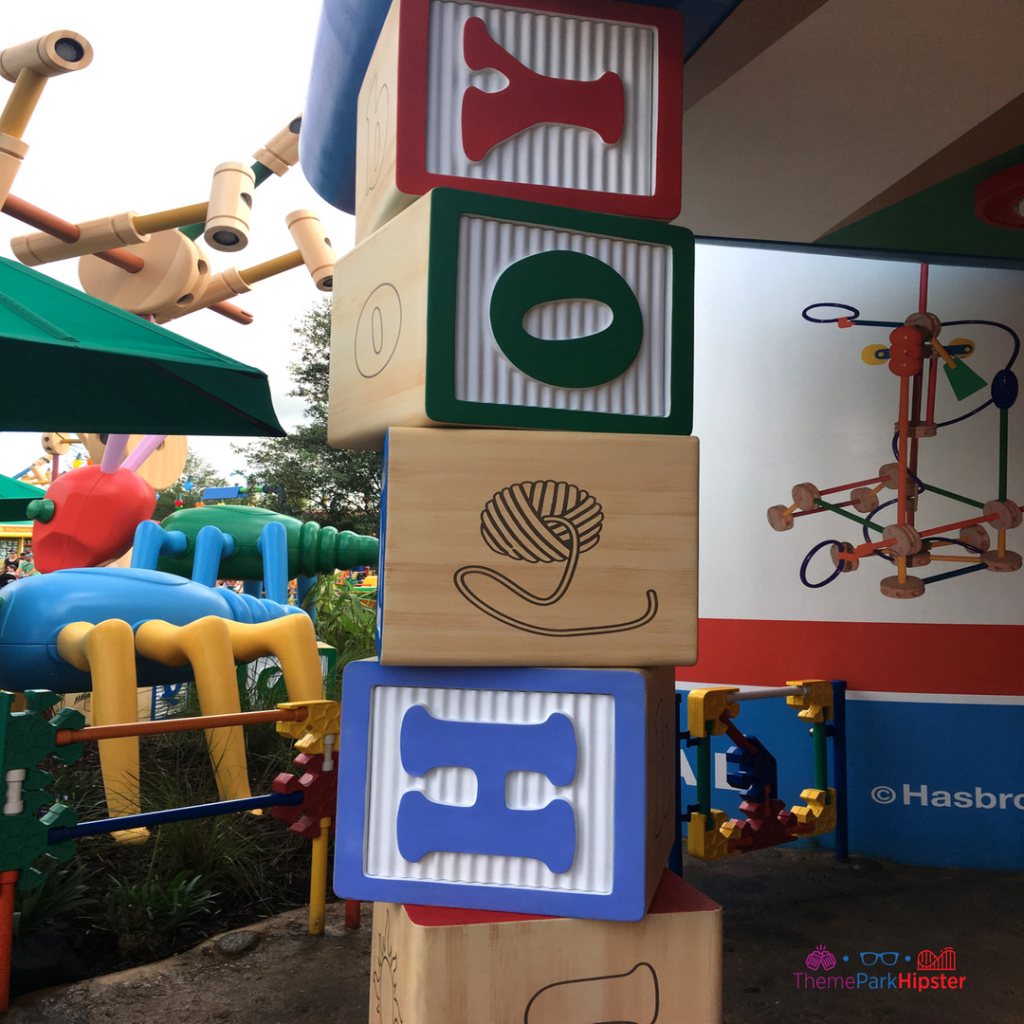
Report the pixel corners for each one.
[155,505,378,580]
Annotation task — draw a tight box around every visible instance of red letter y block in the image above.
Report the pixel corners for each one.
[461,17,625,162]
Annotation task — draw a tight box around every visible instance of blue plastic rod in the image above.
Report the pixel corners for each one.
[923,563,988,586]
[830,680,848,862]
[48,791,303,844]
[668,691,684,876]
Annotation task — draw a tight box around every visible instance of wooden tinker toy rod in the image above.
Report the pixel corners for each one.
[1,194,253,324]
[839,508,1006,560]
[728,685,813,701]
[792,506,828,518]
[813,498,885,533]
[2,194,143,271]
[905,264,930,529]
[896,373,910,582]
[132,201,210,236]
[817,474,892,496]
[54,705,308,745]
[918,513,1002,538]
[0,68,47,138]
[147,211,334,324]
[919,482,985,509]
[7,116,302,267]
[0,31,94,212]
[920,564,989,586]
[239,249,306,285]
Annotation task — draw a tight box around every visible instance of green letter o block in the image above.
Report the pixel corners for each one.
[489,251,643,389]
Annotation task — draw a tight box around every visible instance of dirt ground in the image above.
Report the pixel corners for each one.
[8,846,1022,1024]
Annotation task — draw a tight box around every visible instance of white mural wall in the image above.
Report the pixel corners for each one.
[691,244,1023,628]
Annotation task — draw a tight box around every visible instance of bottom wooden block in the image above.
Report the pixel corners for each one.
[369,869,722,1024]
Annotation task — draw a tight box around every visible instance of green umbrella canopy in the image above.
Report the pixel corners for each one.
[0,473,45,501]
[0,473,45,524]
[0,257,285,436]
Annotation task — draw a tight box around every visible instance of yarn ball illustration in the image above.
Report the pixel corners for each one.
[479,481,604,563]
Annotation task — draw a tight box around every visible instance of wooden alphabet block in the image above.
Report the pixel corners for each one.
[369,869,722,1024]
[336,660,678,920]
[375,427,698,667]
[328,188,694,451]
[354,0,683,243]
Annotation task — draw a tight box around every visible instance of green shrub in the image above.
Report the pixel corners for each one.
[13,857,97,939]
[105,869,217,958]
[304,574,376,698]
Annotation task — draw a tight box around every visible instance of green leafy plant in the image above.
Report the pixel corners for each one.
[106,870,217,933]
[13,857,97,939]
[304,574,376,697]
[235,661,289,714]
[105,868,218,958]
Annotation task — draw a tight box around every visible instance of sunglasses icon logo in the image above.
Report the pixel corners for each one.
[860,952,899,966]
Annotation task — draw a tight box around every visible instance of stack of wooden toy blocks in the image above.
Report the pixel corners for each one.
[328,1,722,1020]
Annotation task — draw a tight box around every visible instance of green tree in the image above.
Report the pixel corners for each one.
[152,451,228,521]
[233,301,381,535]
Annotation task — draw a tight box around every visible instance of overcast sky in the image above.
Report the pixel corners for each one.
[0,2,354,482]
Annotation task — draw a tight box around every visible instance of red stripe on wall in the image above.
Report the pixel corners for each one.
[678,619,1024,696]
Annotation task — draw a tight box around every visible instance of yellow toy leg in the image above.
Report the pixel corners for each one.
[135,614,324,807]
[224,615,325,703]
[56,621,149,843]
[135,617,251,804]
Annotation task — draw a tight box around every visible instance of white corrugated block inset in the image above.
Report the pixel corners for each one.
[365,685,616,893]
[455,214,672,415]
[426,0,657,195]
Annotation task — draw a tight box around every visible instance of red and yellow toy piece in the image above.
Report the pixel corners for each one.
[686,687,739,738]
[272,752,337,840]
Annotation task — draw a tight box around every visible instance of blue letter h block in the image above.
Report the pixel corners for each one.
[396,705,578,874]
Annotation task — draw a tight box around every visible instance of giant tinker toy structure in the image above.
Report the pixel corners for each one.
[768,267,1021,599]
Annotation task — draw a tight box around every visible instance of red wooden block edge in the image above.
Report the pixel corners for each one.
[402,869,720,928]
[395,0,683,220]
